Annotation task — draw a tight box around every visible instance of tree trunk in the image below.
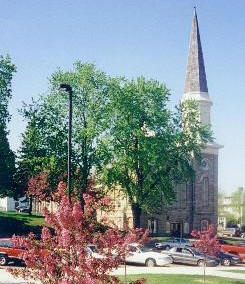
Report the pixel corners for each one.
[131,203,142,228]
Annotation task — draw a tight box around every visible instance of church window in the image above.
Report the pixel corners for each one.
[201,220,209,231]
[182,183,187,208]
[203,177,209,206]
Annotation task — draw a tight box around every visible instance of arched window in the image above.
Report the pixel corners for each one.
[182,183,187,208]
[203,177,209,206]
[201,220,209,231]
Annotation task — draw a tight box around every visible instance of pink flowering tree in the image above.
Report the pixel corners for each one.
[191,225,220,283]
[191,224,220,256]
[27,171,51,201]
[9,181,147,284]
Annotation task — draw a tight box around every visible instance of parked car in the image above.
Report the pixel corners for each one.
[163,246,219,266]
[0,239,25,266]
[86,244,105,259]
[219,228,240,237]
[126,244,172,267]
[155,238,191,250]
[16,205,30,213]
[219,239,245,261]
[216,251,241,266]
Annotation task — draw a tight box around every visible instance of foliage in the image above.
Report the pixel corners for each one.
[0,126,16,197]
[191,224,220,256]
[0,55,16,125]
[101,77,211,227]
[0,55,16,197]
[191,225,220,283]
[27,171,51,202]
[16,62,110,203]
[9,181,147,284]
[218,187,245,228]
[231,187,245,224]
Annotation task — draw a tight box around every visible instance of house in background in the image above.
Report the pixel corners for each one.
[0,196,30,212]
[0,197,16,212]
[218,195,245,230]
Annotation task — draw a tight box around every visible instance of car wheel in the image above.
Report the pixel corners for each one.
[0,255,8,266]
[197,260,205,267]
[145,258,156,267]
[222,258,231,266]
[165,245,170,251]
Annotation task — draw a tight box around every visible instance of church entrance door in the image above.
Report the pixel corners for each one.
[170,222,181,237]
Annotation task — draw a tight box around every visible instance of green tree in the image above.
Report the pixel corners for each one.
[17,62,110,207]
[0,55,16,197]
[231,187,245,226]
[101,77,211,228]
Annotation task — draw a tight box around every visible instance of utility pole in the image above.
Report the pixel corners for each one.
[60,84,73,203]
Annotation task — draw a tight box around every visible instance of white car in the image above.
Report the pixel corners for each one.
[126,244,172,267]
[86,244,104,259]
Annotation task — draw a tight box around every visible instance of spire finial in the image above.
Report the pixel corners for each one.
[194,5,197,15]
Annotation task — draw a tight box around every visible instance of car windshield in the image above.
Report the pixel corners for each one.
[138,246,152,252]
[192,249,203,256]
[88,245,98,253]
[0,241,13,248]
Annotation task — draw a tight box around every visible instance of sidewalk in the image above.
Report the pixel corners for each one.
[112,264,245,280]
[1,264,245,283]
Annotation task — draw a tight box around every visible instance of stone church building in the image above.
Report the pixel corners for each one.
[142,10,223,236]
[102,10,223,237]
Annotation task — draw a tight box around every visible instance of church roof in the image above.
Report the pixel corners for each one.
[184,9,208,94]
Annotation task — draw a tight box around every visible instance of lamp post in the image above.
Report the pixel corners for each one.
[60,84,73,202]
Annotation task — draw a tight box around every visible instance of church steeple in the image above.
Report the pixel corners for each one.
[184,8,208,94]
[182,8,212,126]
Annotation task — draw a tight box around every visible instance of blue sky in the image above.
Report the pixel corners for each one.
[2,0,245,193]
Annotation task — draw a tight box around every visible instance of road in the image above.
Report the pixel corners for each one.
[0,264,245,283]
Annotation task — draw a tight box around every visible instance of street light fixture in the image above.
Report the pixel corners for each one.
[60,84,73,202]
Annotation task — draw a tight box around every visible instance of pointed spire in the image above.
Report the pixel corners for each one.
[184,8,208,94]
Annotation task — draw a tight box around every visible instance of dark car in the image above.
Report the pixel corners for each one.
[164,246,219,266]
[155,238,191,250]
[217,251,241,266]
[16,205,30,213]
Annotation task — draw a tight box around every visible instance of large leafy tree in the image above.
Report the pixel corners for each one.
[230,187,245,226]
[17,62,110,207]
[0,55,16,197]
[101,77,211,228]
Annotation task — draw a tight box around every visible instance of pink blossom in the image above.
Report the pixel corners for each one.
[9,181,146,284]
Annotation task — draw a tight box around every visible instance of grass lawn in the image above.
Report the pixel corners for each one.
[119,274,245,284]
[222,270,245,274]
[0,211,45,237]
